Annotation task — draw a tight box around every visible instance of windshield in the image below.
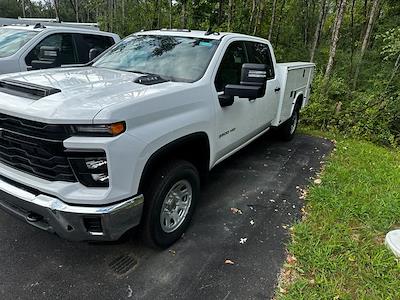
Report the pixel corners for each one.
[0,28,38,58]
[93,35,220,82]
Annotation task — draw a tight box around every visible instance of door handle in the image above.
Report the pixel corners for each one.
[274,87,281,93]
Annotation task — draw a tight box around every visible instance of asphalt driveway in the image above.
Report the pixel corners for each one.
[0,133,333,300]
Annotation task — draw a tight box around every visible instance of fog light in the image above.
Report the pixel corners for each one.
[67,150,109,187]
[86,159,107,170]
[91,173,109,183]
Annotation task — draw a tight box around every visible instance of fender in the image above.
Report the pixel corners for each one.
[138,132,210,193]
[290,93,304,116]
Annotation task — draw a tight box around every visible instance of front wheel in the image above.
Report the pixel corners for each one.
[277,107,300,141]
[141,160,200,248]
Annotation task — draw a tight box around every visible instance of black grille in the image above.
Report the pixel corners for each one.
[0,113,76,182]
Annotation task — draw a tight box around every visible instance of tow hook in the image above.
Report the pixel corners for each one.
[26,212,43,223]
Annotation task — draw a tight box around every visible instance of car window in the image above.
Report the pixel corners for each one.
[74,34,115,63]
[215,41,248,92]
[245,41,275,80]
[93,35,220,83]
[0,28,38,58]
[25,33,77,66]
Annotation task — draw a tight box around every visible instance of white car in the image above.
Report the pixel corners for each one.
[0,23,120,75]
[0,29,314,248]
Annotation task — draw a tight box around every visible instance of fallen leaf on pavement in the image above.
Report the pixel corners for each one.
[279,287,287,294]
[287,255,297,264]
[224,259,235,265]
[239,237,247,244]
[230,207,243,214]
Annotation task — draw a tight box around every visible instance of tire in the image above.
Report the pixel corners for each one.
[141,160,200,249]
[277,105,300,141]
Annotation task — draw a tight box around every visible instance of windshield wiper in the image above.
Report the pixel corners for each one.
[126,70,175,83]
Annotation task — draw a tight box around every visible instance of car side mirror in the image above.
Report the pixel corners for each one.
[89,48,102,61]
[31,46,61,70]
[219,63,267,107]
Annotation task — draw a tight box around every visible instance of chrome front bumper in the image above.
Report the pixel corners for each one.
[0,177,144,241]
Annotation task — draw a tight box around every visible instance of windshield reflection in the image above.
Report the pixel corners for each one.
[93,35,220,82]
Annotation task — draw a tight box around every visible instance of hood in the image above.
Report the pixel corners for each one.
[0,67,180,124]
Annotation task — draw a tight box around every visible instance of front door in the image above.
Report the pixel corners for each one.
[212,39,280,162]
[212,40,263,161]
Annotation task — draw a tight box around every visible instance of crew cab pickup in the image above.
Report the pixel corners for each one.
[0,30,314,248]
[0,24,120,75]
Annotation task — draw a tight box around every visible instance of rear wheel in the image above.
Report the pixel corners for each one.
[141,160,200,248]
[278,105,300,141]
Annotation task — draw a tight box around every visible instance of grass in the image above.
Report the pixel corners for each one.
[277,129,400,300]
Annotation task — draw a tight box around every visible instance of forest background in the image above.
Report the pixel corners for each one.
[1,0,400,146]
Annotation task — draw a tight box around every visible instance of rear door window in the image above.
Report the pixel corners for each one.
[73,34,115,63]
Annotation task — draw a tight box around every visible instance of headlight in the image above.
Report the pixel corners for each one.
[70,122,126,137]
[67,150,109,187]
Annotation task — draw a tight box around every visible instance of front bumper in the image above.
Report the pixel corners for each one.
[0,177,144,241]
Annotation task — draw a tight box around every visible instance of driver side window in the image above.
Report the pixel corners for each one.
[25,33,77,66]
[215,41,247,92]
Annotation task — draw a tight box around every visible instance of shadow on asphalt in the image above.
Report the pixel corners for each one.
[0,133,334,300]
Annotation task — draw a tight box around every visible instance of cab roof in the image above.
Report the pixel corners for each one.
[137,29,268,42]
[2,24,117,36]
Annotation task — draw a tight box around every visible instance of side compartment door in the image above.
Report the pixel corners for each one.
[244,41,280,126]
[213,40,261,160]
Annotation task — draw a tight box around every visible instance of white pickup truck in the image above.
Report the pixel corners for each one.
[0,29,314,248]
[0,23,120,75]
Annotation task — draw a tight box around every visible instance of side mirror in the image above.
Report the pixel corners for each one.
[219,63,267,107]
[89,48,102,61]
[240,63,268,86]
[31,46,61,70]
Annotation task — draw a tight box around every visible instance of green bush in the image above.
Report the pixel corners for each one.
[302,72,400,147]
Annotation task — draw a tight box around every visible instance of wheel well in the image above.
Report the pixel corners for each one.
[295,94,304,109]
[138,132,210,193]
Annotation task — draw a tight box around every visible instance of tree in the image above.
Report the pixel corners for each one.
[227,0,233,31]
[249,0,257,32]
[324,0,347,82]
[353,0,381,88]
[381,27,400,85]
[310,0,327,62]
[253,0,264,35]
[180,0,188,28]
[268,0,278,40]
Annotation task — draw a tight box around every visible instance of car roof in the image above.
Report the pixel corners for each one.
[136,29,268,42]
[2,24,117,36]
